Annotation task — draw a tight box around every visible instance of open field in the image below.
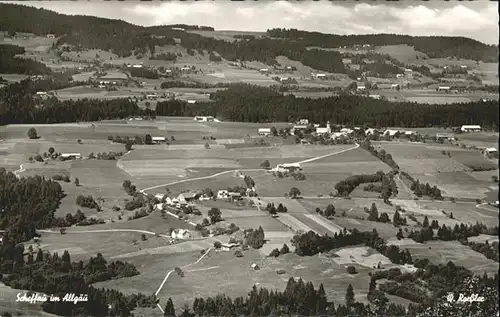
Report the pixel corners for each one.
[98,249,376,312]
[1,35,57,52]
[403,240,499,275]
[29,218,190,261]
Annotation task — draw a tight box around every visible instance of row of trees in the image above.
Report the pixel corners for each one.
[408,221,498,244]
[401,171,444,199]
[292,228,413,265]
[334,170,386,196]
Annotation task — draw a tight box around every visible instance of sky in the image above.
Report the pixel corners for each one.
[16,0,500,45]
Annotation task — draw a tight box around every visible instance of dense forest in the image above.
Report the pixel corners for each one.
[0,78,143,125]
[0,169,65,243]
[0,44,52,74]
[267,28,499,62]
[156,84,499,128]
[1,79,498,128]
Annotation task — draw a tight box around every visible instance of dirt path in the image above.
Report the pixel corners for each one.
[154,247,213,314]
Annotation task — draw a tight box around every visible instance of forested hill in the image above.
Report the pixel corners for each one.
[267,28,499,63]
[156,84,500,129]
[0,3,496,73]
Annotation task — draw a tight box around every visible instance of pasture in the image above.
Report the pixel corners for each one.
[98,248,375,312]
[1,35,57,52]
[403,240,499,275]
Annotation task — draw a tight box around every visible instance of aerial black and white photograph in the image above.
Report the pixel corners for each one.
[0,0,498,316]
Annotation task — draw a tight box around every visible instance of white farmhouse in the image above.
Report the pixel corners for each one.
[258,128,272,136]
[171,229,191,240]
[221,243,240,251]
[61,153,82,159]
[461,125,481,132]
[485,147,498,156]
[152,136,166,144]
[274,163,302,173]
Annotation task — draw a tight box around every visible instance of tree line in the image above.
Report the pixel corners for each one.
[292,228,413,265]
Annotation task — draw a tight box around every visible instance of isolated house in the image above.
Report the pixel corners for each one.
[438,86,451,91]
[391,84,399,89]
[297,119,309,125]
[461,125,481,132]
[396,74,404,78]
[340,128,353,134]
[274,163,302,173]
[251,263,260,270]
[369,94,381,99]
[485,148,498,156]
[228,192,242,201]
[357,85,366,91]
[36,91,47,96]
[152,136,166,144]
[46,34,55,39]
[60,153,82,159]
[258,128,272,136]
[259,68,269,73]
[171,229,191,240]
[187,100,196,104]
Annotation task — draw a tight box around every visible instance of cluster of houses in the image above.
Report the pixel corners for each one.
[155,188,248,210]
[258,120,355,140]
